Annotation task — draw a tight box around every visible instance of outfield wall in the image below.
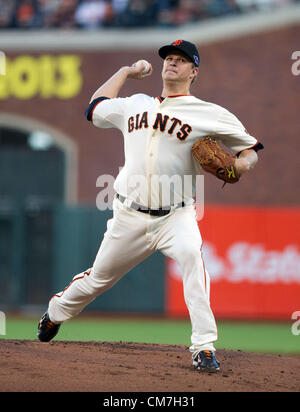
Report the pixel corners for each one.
[0,204,166,314]
[1,203,299,320]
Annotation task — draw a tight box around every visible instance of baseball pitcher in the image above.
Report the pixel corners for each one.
[38,40,264,372]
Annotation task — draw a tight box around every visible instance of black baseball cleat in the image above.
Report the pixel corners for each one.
[193,350,220,372]
[37,312,61,342]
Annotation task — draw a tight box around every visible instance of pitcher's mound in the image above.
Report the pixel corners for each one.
[1,340,299,392]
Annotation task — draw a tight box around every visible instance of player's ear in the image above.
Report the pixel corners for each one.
[189,66,198,79]
[190,66,199,84]
[192,67,199,76]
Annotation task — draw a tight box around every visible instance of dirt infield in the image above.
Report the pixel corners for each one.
[0,340,299,392]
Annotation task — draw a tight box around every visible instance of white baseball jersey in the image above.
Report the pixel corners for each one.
[90,94,258,208]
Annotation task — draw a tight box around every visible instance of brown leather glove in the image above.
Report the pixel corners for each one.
[191,137,239,184]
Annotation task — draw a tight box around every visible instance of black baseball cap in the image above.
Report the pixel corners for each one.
[158,40,200,67]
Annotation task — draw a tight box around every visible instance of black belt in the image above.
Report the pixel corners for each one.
[116,194,185,217]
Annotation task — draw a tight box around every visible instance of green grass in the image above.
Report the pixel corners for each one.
[1,315,299,355]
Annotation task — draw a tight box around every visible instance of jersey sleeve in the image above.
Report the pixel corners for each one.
[85,96,127,131]
[215,108,260,155]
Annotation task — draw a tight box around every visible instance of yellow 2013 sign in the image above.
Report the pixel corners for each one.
[0,54,82,99]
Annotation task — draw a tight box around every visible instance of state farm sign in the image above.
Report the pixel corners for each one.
[203,242,300,284]
[166,206,300,319]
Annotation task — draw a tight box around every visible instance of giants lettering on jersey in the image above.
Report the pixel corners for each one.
[128,112,192,141]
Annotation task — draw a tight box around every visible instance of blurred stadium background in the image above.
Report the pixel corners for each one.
[0,0,300,354]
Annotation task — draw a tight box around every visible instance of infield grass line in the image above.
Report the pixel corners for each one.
[1,316,299,355]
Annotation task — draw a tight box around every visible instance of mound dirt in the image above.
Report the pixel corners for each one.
[0,340,299,392]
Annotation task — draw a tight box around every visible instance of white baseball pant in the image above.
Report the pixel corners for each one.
[48,197,218,355]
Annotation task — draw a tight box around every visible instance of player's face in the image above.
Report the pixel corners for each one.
[162,53,197,85]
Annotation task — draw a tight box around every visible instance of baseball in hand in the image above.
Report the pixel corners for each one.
[136,59,151,74]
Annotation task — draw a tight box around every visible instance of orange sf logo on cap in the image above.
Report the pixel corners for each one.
[173,40,183,46]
